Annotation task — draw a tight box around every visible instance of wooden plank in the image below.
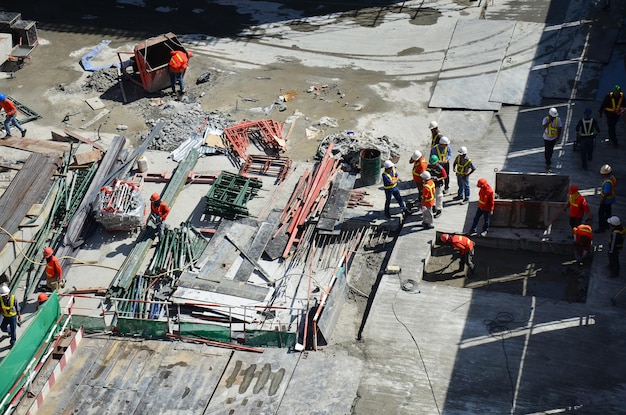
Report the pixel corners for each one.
[0,137,70,153]
[73,149,102,166]
[50,129,73,142]
[65,129,105,151]
[79,109,110,130]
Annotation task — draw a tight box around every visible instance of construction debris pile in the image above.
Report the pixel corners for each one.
[316,131,401,172]
[93,178,146,231]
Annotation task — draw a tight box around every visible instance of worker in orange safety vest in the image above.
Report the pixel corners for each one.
[469,178,494,237]
[420,171,435,229]
[150,193,170,238]
[441,233,475,275]
[565,185,592,228]
[572,224,593,265]
[409,150,428,194]
[168,49,193,95]
[43,246,64,291]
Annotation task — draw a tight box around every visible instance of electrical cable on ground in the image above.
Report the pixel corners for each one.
[391,291,441,415]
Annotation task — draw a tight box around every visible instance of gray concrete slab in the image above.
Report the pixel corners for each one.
[430,19,515,110]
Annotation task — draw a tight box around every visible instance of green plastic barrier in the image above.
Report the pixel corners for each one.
[70,315,106,333]
[117,317,168,338]
[0,291,61,411]
[245,330,296,348]
[179,321,231,343]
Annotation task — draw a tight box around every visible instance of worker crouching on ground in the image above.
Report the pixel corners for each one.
[441,233,475,276]
[427,155,446,218]
[1,284,21,348]
[43,246,64,291]
[420,171,435,229]
[469,178,494,237]
[150,193,171,238]
[607,216,625,278]
[597,164,616,233]
[566,185,592,228]
[452,146,476,204]
[572,224,593,266]
[168,49,193,95]
[409,150,427,197]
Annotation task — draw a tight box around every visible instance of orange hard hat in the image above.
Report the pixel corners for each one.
[38,292,48,303]
[150,193,160,202]
[568,185,579,194]
[43,246,53,258]
[477,178,487,187]
[440,233,451,243]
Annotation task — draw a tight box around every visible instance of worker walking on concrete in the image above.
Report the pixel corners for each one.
[542,107,562,171]
[0,94,27,138]
[420,171,435,229]
[452,146,476,204]
[43,246,64,291]
[409,150,428,195]
[607,216,624,277]
[469,178,494,237]
[566,185,592,228]
[441,233,475,275]
[572,224,593,265]
[150,193,171,238]
[0,284,21,348]
[430,136,451,193]
[597,164,616,233]
[599,85,624,147]
[427,155,446,218]
[168,49,193,95]
[575,107,600,170]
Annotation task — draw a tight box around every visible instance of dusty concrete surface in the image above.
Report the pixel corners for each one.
[2,0,626,414]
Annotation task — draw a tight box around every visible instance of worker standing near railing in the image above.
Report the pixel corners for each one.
[0,284,21,348]
[43,246,64,291]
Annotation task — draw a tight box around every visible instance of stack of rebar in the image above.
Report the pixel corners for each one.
[93,178,145,231]
[146,222,209,278]
[204,171,262,219]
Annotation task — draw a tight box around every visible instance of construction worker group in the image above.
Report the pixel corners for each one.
[382,111,625,279]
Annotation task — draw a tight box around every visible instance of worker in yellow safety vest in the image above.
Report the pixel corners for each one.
[542,107,563,171]
[1,284,21,348]
[599,85,624,147]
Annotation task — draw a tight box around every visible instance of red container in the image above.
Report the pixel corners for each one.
[133,32,189,93]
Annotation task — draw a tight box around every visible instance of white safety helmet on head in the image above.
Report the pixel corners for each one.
[439,136,450,145]
[0,285,9,296]
[383,160,394,169]
[548,107,558,117]
[428,121,438,130]
[458,146,468,155]
[420,171,432,180]
[411,150,422,161]
[608,216,621,226]
[600,164,612,175]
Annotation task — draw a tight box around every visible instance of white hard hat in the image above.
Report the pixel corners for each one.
[428,121,438,129]
[458,146,468,155]
[411,150,422,161]
[420,171,431,180]
[608,216,621,226]
[383,160,394,169]
[548,107,558,117]
[439,136,450,145]
[600,164,612,175]
[0,285,9,296]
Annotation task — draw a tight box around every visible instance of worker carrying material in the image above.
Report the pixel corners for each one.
[572,224,593,265]
[150,193,170,238]
[0,284,21,348]
[441,233,475,275]
[169,49,193,95]
[43,246,64,291]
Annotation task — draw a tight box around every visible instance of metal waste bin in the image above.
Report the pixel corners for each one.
[360,148,381,186]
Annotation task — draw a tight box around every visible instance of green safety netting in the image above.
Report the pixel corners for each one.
[0,291,61,411]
